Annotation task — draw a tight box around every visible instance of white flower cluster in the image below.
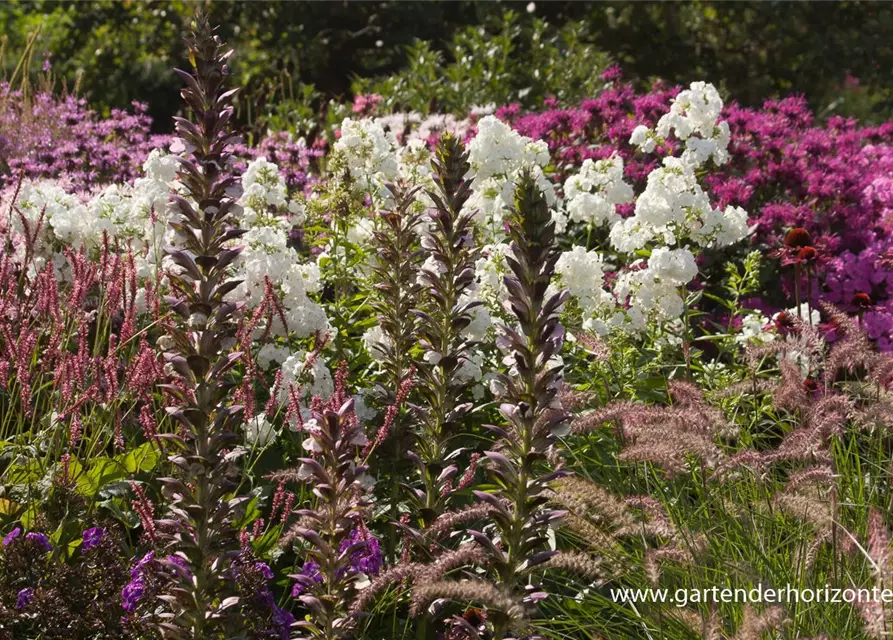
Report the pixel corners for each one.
[7,181,82,269]
[777,302,820,326]
[241,157,291,221]
[362,325,393,362]
[548,83,750,335]
[333,117,399,202]
[243,412,276,448]
[630,81,730,168]
[736,311,774,345]
[555,246,615,332]
[473,243,512,309]
[396,139,435,189]
[277,350,335,407]
[558,155,633,232]
[616,247,698,323]
[459,294,492,342]
[232,157,331,347]
[609,157,748,253]
[5,149,178,278]
[375,111,476,146]
[332,82,747,345]
[464,116,554,236]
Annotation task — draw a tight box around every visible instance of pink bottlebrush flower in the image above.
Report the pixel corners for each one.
[270,481,286,524]
[456,453,481,491]
[264,369,283,416]
[69,414,83,448]
[364,367,416,457]
[285,382,305,431]
[280,492,295,526]
[138,404,159,443]
[129,481,157,544]
[252,518,265,540]
[114,410,124,451]
[240,528,251,555]
[126,338,165,401]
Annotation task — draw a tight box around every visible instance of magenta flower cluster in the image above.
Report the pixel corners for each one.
[0,82,170,192]
[492,70,893,348]
[0,83,322,198]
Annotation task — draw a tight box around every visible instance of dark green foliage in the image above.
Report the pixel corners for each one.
[586,2,893,120]
[6,1,893,128]
[353,10,611,114]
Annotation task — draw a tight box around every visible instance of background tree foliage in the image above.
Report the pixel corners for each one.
[2,0,892,131]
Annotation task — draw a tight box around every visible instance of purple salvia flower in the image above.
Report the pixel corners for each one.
[255,561,274,581]
[25,532,52,552]
[165,554,192,578]
[341,528,383,577]
[131,550,154,579]
[2,527,21,546]
[290,560,323,597]
[272,605,296,640]
[82,527,104,550]
[121,578,144,613]
[121,551,155,613]
[290,529,382,597]
[16,587,33,610]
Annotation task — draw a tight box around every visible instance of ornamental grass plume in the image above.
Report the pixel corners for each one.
[550,474,638,546]
[410,580,526,624]
[411,132,483,525]
[772,464,848,571]
[150,14,250,638]
[357,544,491,621]
[856,509,893,639]
[572,380,735,476]
[551,473,707,585]
[346,507,499,622]
[731,606,788,640]
[822,302,893,388]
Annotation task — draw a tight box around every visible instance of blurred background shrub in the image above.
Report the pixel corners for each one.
[2,0,893,135]
[350,10,612,115]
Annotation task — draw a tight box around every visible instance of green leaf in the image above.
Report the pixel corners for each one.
[5,459,43,486]
[78,457,126,497]
[119,442,161,474]
[98,497,140,529]
[252,524,283,556]
[20,504,38,530]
